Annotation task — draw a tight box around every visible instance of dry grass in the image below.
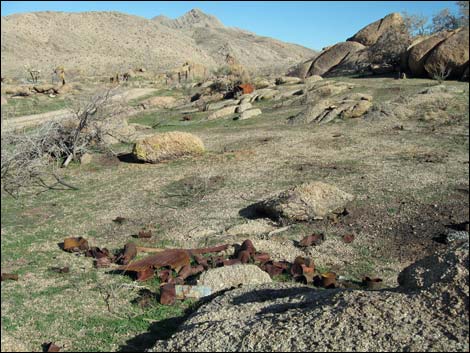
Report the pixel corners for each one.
[1,76,469,352]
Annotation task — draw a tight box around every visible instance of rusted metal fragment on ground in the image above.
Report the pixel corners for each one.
[135,230,152,239]
[43,342,60,352]
[190,265,205,276]
[1,273,19,281]
[175,285,212,300]
[237,250,251,264]
[299,233,325,247]
[63,237,89,252]
[158,269,172,283]
[95,257,112,268]
[49,266,69,274]
[178,265,193,280]
[136,267,155,281]
[342,234,355,243]
[253,253,270,263]
[116,242,137,265]
[321,272,337,288]
[160,283,176,305]
[120,249,191,272]
[239,239,256,255]
[86,247,111,259]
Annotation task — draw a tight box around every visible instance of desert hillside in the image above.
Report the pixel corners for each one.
[0,8,316,77]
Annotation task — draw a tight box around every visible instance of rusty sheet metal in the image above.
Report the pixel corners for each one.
[63,237,89,252]
[117,242,137,265]
[175,285,212,300]
[119,249,191,272]
[238,84,255,95]
[299,233,324,247]
[160,283,176,305]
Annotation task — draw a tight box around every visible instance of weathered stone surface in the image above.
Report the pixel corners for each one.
[206,99,240,111]
[275,76,302,85]
[152,243,469,352]
[0,95,7,105]
[408,29,459,77]
[207,105,237,120]
[256,181,354,222]
[347,12,404,46]
[197,264,272,292]
[132,132,204,163]
[424,28,469,79]
[307,41,366,77]
[239,108,262,120]
[235,102,252,113]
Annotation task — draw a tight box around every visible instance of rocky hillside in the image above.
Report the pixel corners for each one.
[0,9,316,77]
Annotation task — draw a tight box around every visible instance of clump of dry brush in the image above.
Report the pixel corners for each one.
[1,88,121,197]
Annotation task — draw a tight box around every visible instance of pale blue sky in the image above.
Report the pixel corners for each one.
[0,1,460,50]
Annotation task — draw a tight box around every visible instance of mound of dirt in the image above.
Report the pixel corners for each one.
[152,242,469,352]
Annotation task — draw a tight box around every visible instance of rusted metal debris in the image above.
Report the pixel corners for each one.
[134,230,152,239]
[362,276,383,290]
[321,272,337,288]
[160,284,176,305]
[63,237,89,252]
[237,83,255,95]
[119,249,191,273]
[116,242,137,265]
[299,233,325,247]
[43,342,60,352]
[342,234,355,243]
[49,266,69,274]
[1,273,19,281]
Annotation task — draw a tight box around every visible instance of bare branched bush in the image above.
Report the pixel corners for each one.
[1,87,124,197]
[427,62,452,83]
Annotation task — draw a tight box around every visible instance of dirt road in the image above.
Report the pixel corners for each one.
[2,87,157,131]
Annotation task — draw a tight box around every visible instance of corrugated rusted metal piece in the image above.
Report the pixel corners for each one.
[321,272,337,288]
[362,276,383,290]
[262,262,285,277]
[116,242,137,265]
[160,283,176,305]
[240,239,256,255]
[177,265,192,280]
[120,250,191,272]
[158,269,172,283]
[63,237,89,252]
[190,265,205,276]
[253,253,270,263]
[94,257,112,269]
[237,250,251,264]
[299,233,325,247]
[136,267,155,281]
[175,285,212,300]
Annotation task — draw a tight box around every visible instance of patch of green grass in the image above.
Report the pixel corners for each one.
[2,96,68,117]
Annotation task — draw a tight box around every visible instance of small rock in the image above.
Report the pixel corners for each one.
[198,264,272,292]
[80,153,93,165]
[235,103,252,113]
[239,108,262,120]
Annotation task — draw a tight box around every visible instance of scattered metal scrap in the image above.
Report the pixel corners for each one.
[61,235,381,305]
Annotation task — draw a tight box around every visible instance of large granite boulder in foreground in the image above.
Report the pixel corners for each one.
[151,242,469,352]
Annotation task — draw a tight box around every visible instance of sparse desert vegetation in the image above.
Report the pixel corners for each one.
[1,4,469,353]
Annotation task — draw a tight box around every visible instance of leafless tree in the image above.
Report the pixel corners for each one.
[402,12,429,36]
[431,8,459,33]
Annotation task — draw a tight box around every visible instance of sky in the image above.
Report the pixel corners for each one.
[0,1,460,50]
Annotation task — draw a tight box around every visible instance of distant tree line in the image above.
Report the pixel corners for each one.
[403,1,469,37]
